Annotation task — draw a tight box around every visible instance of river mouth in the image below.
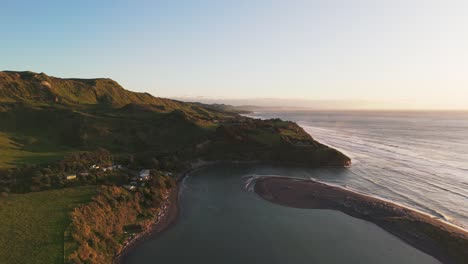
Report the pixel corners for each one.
[124,164,439,264]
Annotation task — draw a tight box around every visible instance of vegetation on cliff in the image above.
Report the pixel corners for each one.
[66,175,175,264]
[0,70,349,171]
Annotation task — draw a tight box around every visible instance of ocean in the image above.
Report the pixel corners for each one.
[250,110,468,229]
[125,110,465,263]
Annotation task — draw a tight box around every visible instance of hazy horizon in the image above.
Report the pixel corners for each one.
[2,1,468,110]
[173,96,468,111]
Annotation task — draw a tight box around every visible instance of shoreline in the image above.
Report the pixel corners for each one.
[114,161,467,263]
[112,160,303,263]
[254,176,468,264]
[321,180,468,232]
[112,161,219,264]
[113,184,180,264]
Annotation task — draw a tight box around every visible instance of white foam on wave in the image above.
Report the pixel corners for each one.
[308,177,467,231]
[249,111,468,229]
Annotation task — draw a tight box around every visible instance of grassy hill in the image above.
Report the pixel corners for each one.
[1,71,185,108]
[0,70,350,169]
[0,186,96,264]
[0,71,235,168]
[0,71,350,264]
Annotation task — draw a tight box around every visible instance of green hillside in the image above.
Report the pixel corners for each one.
[0,71,350,264]
[1,71,185,108]
[0,70,350,170]
[0,186,96,264]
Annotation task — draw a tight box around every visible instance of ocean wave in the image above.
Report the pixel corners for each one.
[251,111,468,229]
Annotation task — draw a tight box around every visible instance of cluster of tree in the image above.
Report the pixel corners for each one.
[0,165,130,193]
[0,166,53,193]
[66,175,175,264]
[217,118,315,141]
[0,148,119,193]
[122,152,186,172]
[56,148,113,172]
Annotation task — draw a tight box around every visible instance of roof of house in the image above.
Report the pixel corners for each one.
[139,169,150,177]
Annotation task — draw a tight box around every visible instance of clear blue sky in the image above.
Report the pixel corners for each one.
[1,0,467,109]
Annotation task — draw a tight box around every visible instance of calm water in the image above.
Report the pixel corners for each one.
[251,110,468,229]
[126,164,439,264]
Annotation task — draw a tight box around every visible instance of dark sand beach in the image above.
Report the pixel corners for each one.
[114,185,180,264]
[254,177,468,264]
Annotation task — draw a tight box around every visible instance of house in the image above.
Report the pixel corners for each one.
[90,164,100,170]
[65,174,77,180]
[138,169,151,181]
[102,164,123,172]
[162,171,173,177]
[123,185,136,191]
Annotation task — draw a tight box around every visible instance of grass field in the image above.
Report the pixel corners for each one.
[0,132,66,168]
[0,186,96,264]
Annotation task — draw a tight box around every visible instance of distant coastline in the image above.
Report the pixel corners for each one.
[254,176,468,264]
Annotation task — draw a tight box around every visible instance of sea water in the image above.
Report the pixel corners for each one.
[250,110,468,229]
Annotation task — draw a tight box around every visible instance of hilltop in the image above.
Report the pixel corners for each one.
[0,70,350,170]
[0,71,178,108]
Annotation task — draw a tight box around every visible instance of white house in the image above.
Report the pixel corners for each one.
[138,169,151,180]
[102,165,124,172]
[123,185,136,191]
[162,171,173,177]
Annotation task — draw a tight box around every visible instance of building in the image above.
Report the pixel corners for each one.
[102,164,124,172]
[123,185,136,191]
[65,174,77,180]
[161,171,173,177]
[138,169,151,181]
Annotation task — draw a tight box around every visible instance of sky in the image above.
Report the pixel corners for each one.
[1,0,467,110]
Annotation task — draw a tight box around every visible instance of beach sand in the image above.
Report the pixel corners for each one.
[254,177,468,264]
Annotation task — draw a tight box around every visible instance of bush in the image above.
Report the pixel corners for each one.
[66,177,175,264]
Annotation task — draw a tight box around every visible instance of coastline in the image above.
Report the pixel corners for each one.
[113,184,180,264]
[112,161,220,263]
[112,160,302,263]
[254,176,468,264]
[114,161,467,264]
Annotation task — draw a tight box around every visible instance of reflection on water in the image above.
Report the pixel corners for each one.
[125,164,438,264]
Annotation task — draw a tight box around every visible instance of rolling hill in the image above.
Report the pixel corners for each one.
[0,70,350,169]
